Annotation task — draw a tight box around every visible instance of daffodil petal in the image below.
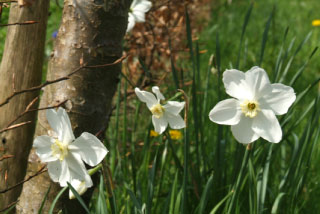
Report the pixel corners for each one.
[65,153,93,187]
[152,115,168,134]
[135,87,158,109]
[46,107,75,143]
[252,109,282,143]
[259,83,296,115]
[33,136,57,162]
[163,101,185,115]
[47,160,62,183]
[127,14,136,32]
[152,86,165,101]
[133,0,152,13]
[69,179,87,199]
[245,66,271,99]
[209,98,242,125]
[231,116,259,144]
[223,69,252,100]
[69,132,108,167]
[132,11,146,23]
[130,0,139,8]
[58,159,71,186]
[165,113,185,129]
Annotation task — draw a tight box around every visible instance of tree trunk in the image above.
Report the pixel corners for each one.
[0,0,49,211]
[17,0,129,213]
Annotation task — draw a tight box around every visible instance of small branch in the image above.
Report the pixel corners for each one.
[0,20,38,27]
[0,165,47,194]
[0,55,127,108]
[0,155,13,161]
[0,1,18,3]
[0,200,18,213]
[0,121,32,134]
[6,99,67,128]
[0,99,68,134]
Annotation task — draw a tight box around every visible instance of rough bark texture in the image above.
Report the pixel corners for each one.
[17,0,129,213]
[0,0,49,210]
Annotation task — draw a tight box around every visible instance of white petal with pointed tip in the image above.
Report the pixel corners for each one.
[69,132,108,167]
[165,113,185,129]
[223,69,251,100]
[245,67,271,99]
[209,98,242,125]
[65,153,93,187]
[163,101,185,115]
[127,14,136,32]
[152,115,168,134]
[152,86,165,101]
[133,0,152,13]
[33,136,57,162]
[46,107,75,143]
[252,109,282,143]
[135,87,158,109]
[259,83,296,115]
[231,116,259,144]
[47,160,62,183]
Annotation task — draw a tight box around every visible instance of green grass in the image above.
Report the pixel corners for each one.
[100,1,320,213]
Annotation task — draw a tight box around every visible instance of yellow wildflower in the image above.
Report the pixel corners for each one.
[312,19,320,27]
[150,130,159,137]
[169,130,183,140]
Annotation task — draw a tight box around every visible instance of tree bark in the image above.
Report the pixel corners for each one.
[17,0,129,213]
[0,0,49,211]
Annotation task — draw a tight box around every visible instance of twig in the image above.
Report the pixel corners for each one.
[0,99,68,134]
[0,0,17,3]
[0,121,32,134]
[6,99,67,128]
[0,200,18,213]
[0,165,47,194]
[0,155,13,161]
[0,20,38,27]
[0,55,127,108]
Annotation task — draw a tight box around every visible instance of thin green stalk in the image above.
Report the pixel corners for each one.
[227,147,251,213]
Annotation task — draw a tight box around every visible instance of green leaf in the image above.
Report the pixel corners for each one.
[67,182,91,214]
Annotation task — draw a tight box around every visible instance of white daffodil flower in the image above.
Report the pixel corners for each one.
[135,86,186,134]
[69,179,87,199]
[209,66,296,144]
[127,0,152,32]
[33,107,108,189]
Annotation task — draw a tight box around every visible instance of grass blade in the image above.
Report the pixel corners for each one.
[259,7,274,66]
[67,182,90,214]
[236,2,253,69]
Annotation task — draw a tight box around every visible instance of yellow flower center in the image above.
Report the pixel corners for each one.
[240,100,260,118]
[150,103,165,118]
[51,139,69,161]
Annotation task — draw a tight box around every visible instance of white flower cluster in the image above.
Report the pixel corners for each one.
[135,67,295,145]
[34,67,295,200]
[34,108,108,199]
